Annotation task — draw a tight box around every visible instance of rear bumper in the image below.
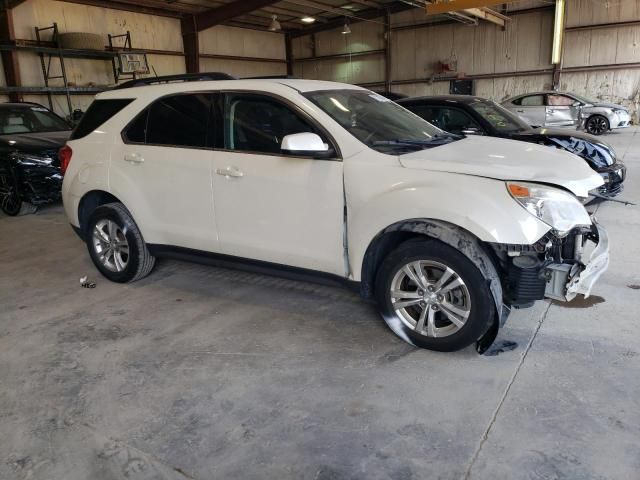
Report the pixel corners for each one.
[545,221,609,301]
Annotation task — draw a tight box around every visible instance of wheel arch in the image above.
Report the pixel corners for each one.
[360,218,507,352]
[77,190,123,239]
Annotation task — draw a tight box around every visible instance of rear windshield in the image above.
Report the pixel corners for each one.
[0,106,70,135]
[71,99,134,140]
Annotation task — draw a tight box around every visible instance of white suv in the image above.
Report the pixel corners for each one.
[61,76,609,352]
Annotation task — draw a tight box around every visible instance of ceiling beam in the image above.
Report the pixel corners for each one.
[288,3,415,38]
[194,0,281,32]
[6,0,28,8]
[54,0,185,18]
[462,7,508,26]
[425,0,517,15]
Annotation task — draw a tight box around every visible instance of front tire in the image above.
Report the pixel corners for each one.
[86,203,155,283]
[374,239,495,352]
[0,170,23,216]
[585,115,609,135]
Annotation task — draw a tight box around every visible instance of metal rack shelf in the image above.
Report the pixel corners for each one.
[0,44,117,60]
[0,23,143,119]
[0,86,106,94]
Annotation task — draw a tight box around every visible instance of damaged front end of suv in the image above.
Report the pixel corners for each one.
[491,182,609,311]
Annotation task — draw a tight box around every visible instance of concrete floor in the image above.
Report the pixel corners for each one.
[1,129,639,480]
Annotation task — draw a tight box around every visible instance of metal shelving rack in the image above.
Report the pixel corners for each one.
[0,23,141,118]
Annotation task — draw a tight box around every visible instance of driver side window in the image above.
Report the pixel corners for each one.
[431,107,482,135]
[224,94,324,155]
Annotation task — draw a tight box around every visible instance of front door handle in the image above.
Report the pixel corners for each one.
[216,167,244,178]
[516,109,525,113]
[124,153,144,164]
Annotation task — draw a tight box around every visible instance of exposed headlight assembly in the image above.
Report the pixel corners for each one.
[507,182,592,237]
[10,151,54,166]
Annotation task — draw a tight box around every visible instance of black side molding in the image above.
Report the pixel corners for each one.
[147,244,361,293]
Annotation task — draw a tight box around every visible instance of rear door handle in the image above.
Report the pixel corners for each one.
[124,153,144,164]
[516,109,525,113]
[216,167,244,178]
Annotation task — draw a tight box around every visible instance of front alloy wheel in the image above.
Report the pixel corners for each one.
[390,261,471,338]
[585,115,609,135]
[0,171,22,216]
[375,239,495,351]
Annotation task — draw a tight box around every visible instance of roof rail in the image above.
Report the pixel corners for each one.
[243,75,298,80]
[112,72,237,90]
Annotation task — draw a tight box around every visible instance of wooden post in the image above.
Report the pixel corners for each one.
[181,15,200,74]
[384,9,391,92]
[285,33,293,76]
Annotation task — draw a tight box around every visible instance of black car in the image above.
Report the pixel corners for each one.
[398,95,626,198]
[0,102,71,215]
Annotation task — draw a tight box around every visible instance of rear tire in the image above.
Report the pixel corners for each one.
[86,203,155,283]
[374,239,495,352]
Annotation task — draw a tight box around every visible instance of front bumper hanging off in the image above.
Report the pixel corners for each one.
[545,221,609,302]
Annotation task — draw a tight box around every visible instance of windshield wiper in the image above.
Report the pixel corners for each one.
[373,134,461,148]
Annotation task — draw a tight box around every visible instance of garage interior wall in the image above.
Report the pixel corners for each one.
[292,0,640,115]
[2,0,285,116]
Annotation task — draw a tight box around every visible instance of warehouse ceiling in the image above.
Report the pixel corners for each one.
[57,0,522,34]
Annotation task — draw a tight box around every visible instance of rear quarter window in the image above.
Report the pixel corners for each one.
[71,99,134,140]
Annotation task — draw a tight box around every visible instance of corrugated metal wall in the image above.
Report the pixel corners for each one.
[292,0,640,116]
[4,0,285,116]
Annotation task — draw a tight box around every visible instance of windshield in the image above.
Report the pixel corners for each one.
[0,106,70,135]
[468,99,531,133]
[304,89,450,154]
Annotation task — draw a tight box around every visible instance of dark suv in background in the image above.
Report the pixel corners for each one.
[399,95,626,198]
[0,102,71,215]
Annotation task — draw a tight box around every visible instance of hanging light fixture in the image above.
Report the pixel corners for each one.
[301,16,316,24]
[268,15,281,32]
[341,19,351,35]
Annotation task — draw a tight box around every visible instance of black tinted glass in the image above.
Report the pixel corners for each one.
[124,110,147,143]
[225,95,319,154]
[146,94,211,148]
[71,99,133,140]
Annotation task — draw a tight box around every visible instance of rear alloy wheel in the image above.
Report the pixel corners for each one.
[585,115,609,135]
[0,171,22,216]
[86,203,155,283]
[375,240,495,351]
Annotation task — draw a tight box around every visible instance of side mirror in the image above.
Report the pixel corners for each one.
[462,127,483,136]
[572,101,582,107]
[281,132,333,158]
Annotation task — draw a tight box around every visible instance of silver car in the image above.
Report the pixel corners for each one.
[502,91,631,136]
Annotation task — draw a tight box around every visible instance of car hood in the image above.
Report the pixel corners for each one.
[589,102,627,111]
[399,136,604,197]
[0,130,71,153]
[511,127,616,167]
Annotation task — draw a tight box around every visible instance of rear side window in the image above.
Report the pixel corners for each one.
[123,94,212,148]
[71,99,133,140]
[519,95,545,107]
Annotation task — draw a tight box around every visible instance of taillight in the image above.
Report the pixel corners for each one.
[59,145,72,175]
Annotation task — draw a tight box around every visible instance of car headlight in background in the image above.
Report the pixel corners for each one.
[507,182,592,237]
[10,151,54,166]
[612,108,627,115]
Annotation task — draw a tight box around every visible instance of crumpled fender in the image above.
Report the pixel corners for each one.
[379,219,508,353]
